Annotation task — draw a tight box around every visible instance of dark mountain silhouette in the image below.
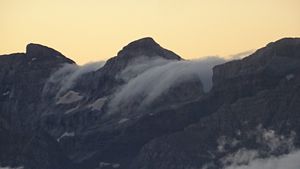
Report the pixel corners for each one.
[0,37,300,169]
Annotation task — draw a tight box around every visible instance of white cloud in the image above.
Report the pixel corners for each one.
[215,128,299,169]
[227,50,254,60]
[255,126,295,153]
[43,61,105,97]
[0,166,23,169]
[223,149,259,167]
[44,50,252,113]
[117,56,171,82]
[109,56,226,111]
[225,150,300,169]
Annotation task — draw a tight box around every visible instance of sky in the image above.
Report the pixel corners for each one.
[1,0,300,64]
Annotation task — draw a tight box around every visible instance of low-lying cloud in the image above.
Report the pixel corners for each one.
[44,50,253,111]
[227,50,254,60]
[225,130,300,169]
[0,166,23,169]
[109,56,226,111]
[224,150,300,169]
[205,127,300,169]
[43,61,105,97]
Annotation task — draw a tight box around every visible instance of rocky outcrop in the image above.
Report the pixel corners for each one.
[0,44,74,169]
[100,37,181,76]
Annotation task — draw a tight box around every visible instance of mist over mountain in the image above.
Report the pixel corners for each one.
[0,37,300,169]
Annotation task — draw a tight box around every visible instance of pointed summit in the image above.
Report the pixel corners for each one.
[121,37,159,51]
[117,37,181,60]
[99,37,182,76]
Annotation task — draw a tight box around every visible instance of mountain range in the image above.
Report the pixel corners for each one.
[0,37,300,169]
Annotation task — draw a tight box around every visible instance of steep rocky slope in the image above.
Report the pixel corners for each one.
[0,44,74,169]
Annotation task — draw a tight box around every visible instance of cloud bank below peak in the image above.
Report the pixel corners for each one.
[109,56,227,111]
[43,47,254,112]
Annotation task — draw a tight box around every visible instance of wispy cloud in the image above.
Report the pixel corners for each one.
[43,61,105,97]
[224,150,300,169]
[109,56,226,111]
[227,50,255,60]
[204,127,299,169]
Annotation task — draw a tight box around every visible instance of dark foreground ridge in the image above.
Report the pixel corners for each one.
[0,37,300,169]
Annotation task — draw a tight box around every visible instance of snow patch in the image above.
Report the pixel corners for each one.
[65,105,80,114]
[118,118,129,124]
[112,163,120,168]
[0,166,23,169]
[57,132,75,142]
[56,91,83,104]
[88,98,106,111]
[286,74,295,80]
[2,91,10,96]
[99,162,110,167]
[98,162,120,168]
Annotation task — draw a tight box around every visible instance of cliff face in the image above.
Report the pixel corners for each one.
[0,38,300,169]
[0,44,75,169]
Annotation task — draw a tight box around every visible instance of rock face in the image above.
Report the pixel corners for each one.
[0,37,300,169]
[0,44,74,169]
[100,37,181,77]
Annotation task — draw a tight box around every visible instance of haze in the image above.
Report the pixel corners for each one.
[1,0,300,64]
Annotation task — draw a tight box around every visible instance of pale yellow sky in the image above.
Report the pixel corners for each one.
[1,0,300,64]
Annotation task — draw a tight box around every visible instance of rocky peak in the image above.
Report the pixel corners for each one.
[26,43,75,64]
[99,37,181,76]
[117,37,181,60]
[118,37,158,54]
